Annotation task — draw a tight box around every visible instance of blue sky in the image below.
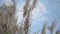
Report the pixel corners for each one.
[0,0,60,34]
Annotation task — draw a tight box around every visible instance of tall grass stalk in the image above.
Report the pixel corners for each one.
[48,19,57,34]
[41,23,47,34]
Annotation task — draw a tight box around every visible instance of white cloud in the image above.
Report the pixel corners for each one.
[16,11,23,26]
[16,1,25,26]
[31,2,48,22]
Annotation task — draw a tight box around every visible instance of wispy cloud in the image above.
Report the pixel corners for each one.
[16,0,25,26]
[31,2,48,22]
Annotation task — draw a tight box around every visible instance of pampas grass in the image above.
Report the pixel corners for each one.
[0,0,59,34]
[48,19,57,34]
[56,29,60,34]
[22,0,37,34]
[0,0,17,34]
[41,23,47,34]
